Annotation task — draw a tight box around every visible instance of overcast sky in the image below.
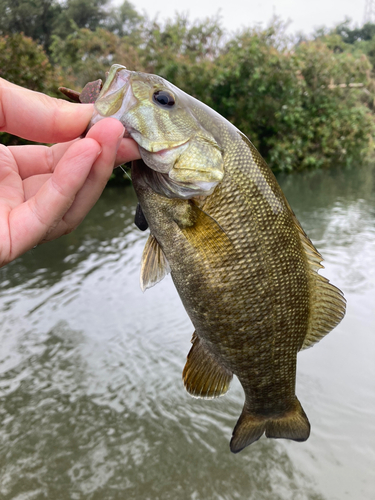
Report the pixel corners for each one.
[128,0,366,35]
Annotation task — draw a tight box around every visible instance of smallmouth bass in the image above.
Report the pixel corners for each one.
[88,65,346,453]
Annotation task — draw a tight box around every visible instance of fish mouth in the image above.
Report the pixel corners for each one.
[89,65,137,131]
[132,133,189,154]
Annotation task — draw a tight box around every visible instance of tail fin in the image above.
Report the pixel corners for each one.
[230,398,310,453]
[230,413,266,453]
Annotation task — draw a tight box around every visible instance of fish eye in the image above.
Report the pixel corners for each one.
[152,90,175,107]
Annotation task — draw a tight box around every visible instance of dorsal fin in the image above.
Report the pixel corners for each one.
[140,234,170,292]
[183,332,233,399]
[302,274,346,350]
[290,213,346,350]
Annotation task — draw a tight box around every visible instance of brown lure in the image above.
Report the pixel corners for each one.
[59,79,103,104]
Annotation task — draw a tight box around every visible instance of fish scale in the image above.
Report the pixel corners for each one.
[89,64,346,453]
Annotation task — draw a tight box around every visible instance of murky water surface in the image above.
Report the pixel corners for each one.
[0,165,374,500]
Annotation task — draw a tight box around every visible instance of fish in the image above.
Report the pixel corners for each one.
[88,64,346,453]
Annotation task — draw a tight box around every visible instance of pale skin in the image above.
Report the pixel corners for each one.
[0,78,141,267]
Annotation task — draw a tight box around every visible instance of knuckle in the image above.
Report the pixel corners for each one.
[43,146,55,173]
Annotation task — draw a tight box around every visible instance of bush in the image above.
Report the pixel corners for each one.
[202,27,375,172]
[1,12,375,172]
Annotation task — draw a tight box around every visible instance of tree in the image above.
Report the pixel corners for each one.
[50,27,142,89]
[136,14,223,101]
[0,0,115,53]
[53,0,110,39]
[1,5,374,172]
[205,25,375,171]
[335,21,375,44]
[105,0,143,37]
[0,0,61,52]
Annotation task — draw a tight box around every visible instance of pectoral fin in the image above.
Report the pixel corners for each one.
[179,203,233,260]
[183,332,233,399]
[140,234,170,292]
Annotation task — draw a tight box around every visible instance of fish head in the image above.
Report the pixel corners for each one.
[90,64,224,198]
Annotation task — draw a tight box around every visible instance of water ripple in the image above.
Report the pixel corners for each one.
[0,169,374,499]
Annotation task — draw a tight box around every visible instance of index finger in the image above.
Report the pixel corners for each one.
[0,78,94,143]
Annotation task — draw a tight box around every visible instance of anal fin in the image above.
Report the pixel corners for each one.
[140,234,170,292]
[183,332,233,399]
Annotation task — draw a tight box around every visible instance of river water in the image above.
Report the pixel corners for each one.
[0,164,374,500]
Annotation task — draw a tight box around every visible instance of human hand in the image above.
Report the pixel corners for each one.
[0,78,140,267]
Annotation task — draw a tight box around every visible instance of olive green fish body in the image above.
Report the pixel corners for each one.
[90,65,346,452]
[132,131,311,449]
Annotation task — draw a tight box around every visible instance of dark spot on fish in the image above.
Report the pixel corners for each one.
[134,203,149,231]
